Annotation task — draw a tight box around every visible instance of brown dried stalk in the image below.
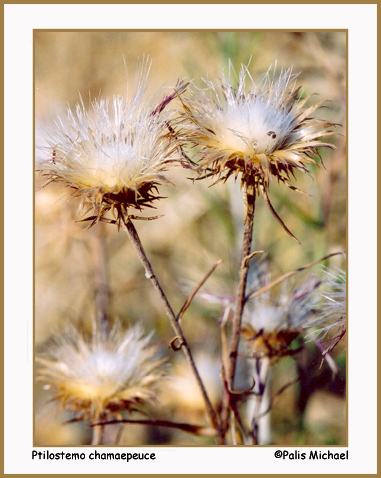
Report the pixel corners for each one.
[219,184,256,441]
[121,217,220,436]
[228,184,256,390]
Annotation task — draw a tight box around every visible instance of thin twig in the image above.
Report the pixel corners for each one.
[220,306,231,373]
[313,336,341,377]
[177,259,223,322]
[243,250,266,268]
[232,406,248,444]
[255,377,300,421]
[121,216,220,436]
[92,418,217,437]
[261,185,301,244]
[219,306,231,443]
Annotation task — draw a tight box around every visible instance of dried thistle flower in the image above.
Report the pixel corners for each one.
[36,319,166,423]
[37,60,187,227]
[179,63,336,236]
[242,275,321,361]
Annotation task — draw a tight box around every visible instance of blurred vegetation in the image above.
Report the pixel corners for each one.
[34,31,346,446]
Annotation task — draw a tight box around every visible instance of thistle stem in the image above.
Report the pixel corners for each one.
[122,217,220,436]
[221,183,256,440]
[91,424,104,445]
[228,183,256,388]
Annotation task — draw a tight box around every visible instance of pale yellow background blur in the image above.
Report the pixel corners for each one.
[35,31,346,446]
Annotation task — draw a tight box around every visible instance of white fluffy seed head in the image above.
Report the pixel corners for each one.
[38,60,187,221]
[36,319,166,421]
[210,65,297,157]
[180,62,336,189]
[46,94,174,192]
[221,98,292,156]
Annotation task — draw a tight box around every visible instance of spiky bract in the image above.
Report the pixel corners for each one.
[36,320,166,422]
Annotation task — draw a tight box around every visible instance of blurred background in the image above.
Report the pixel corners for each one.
[34,31,346,446]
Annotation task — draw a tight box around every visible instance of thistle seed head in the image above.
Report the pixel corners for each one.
[36,319,166,422]
[179,63,336,193]
[38,60,187,226]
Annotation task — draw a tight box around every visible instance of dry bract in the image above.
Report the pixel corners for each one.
[36,320,166,422]
[38,61,186,226]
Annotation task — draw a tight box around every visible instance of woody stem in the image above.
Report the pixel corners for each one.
[122,217,220,437]
[221,182,256,439]
[229,182,256,387]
